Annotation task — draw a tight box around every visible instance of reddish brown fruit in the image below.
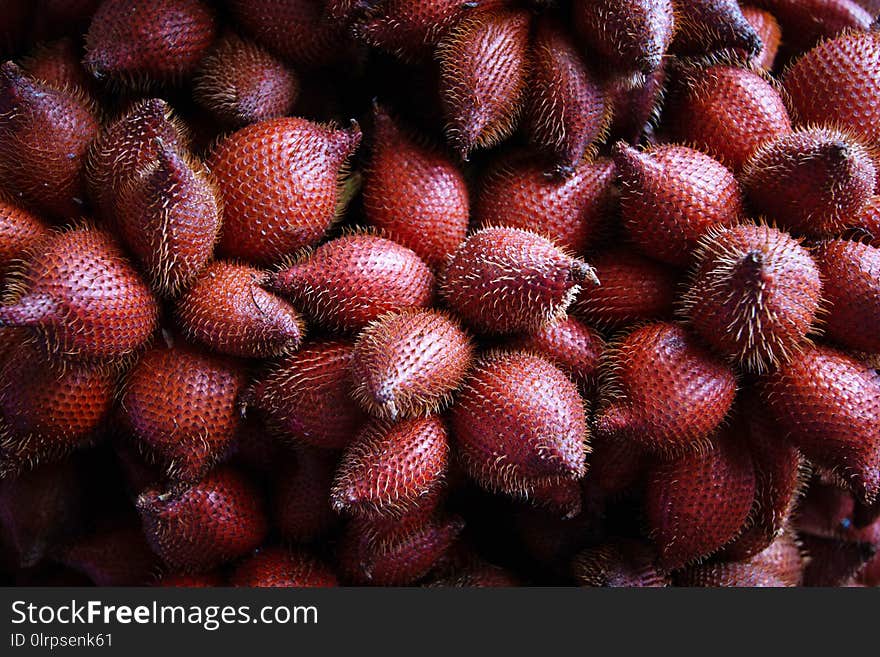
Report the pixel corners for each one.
[194,33,298,127]
[675,560,787,586]
[351,309,472,420]
[363,107,469,271]
[30,1,102,42]
[326,0,370,22]
[751,0,873,57]
[614,143,745,267]
[683,223,823,373]
[646,432,756,570]
[438,11,531,158]
[441,227,598,335]
[784,30,880,147]
[428,561,520,587]
[0,343,115,476]
[0,226,158,362]
[230,547,337,587]
[742,128,876,237]
[573,247,679,330]
[270,234,434,332]
[0,62,98,220]
[475,154,616,254]
[157,572,225,587]
[84,0,217,85]
[585,435,648,497]
[749,532,805,586]
[20,38,93,92]
[573,539,669,587]
[596,323,738,453]
[606,65,666,145]
[801,533,877,586]
[524,19,609,176]
[137,466,268,572]
[176,261,304,359]
[671,0,763,57]
[572,0,675,75]
[506,315,605,393]
[450,351,589,495]
[115,142,221,297]
[57,522,161,586]
[122,342,248,482]
[211,117,361,266]
[274,448,338,543]
[339,514,464,585]
[812,239,880,354]
[850,195,880,245]
[355,0,503,61]
[664,64,792,172]
[332,416,449,518]
[87,98,187,221]
[794,480,856,538]
[248,339,365,450]
[526,477,584,519]
[760,344,880,504]
[0,461,82,567]
[228,0,354,70]
[0,197,49,280]
[740,6,781,70]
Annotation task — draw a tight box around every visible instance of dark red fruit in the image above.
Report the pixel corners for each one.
[137,466,268,572]
[671,0,762,57]
[363,106,469,271]
[740,6,781,70]
[751,0,873,57]
[122,342,248,482]
[475,153,615,254]
[450,351,589,496]
[57,521,161,586]
[573,539,669,587]
[596,323,738,454]
[270,234,434,332]
[210,117,361,266]
[0,62,98,220]
[0,225,158,363]
[158,571,225,587]
[230,547,337,587]
[0,196,49,280]
[850,195,880,245]
[20,37,93,92]
[614,142,744,267]
[176,261,304,359]
[441,227,598,335]
[274,448,338,543]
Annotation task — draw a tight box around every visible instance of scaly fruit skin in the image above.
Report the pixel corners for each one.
[137,466,268,573]
[671,0,762,57]
[274,448,338,543]
[664,64,792,172]
[572,0,675,75]
[84,0,217,85]
[573,539,669,587]
[331,416,449,519]
[524,19,609,177]
[20,37,94,93]
[742,128,877,237]
[614,143,744,267]
[0,343,115,477]
[760,344,880,505]
[176,261,304,359]
[0,197,49,280]
[228,0,354,70]
[363,107,469,271]
[350,309,473,420]
[0,62,98,220]
[441,227,598,335]
[354,0,505,61]
[270,234,435,333]
[646,432,756,570]
[248,339,365,450]
[87,98,187,222]
[751,0,873,58]
[0,226,158,363]
[121,343,248,483]
[450,351,589,496]
[115,142,221,297]
[740,6,781,70]
[606,65,666,145]
[850,196,880,245]
[194,33,298,128]
[339,514,464,586]
[230,547,338,587]
[749,532,805,586]
[475,154,616,254]
[675,560,787,586]
[683,224,823,373]
[506,315,605,394]
[438,10,531,158]
[596,323,738,454]
[812,240,880,354]
[210,117,361,266]
[573,248,679,330]
[784,30,880,147]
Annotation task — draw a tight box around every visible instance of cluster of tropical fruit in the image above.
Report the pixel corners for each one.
[0,0,878,587]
